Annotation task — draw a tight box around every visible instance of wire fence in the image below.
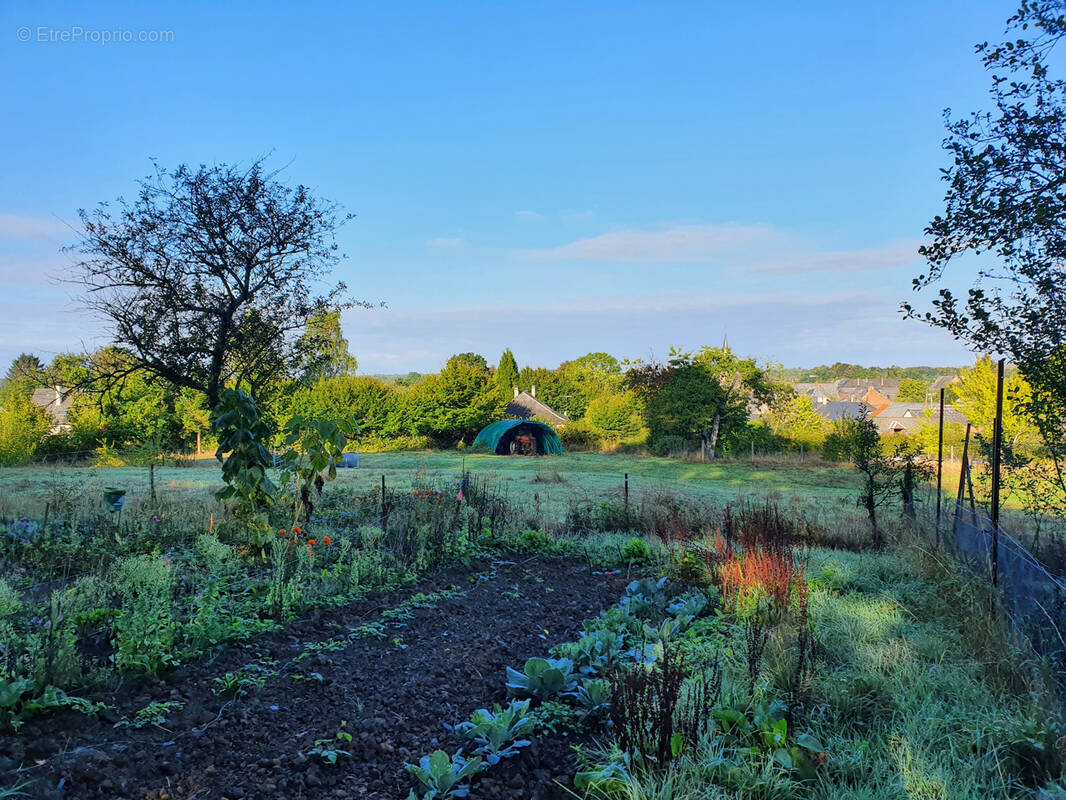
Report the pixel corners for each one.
[13,473,462,599]
[947,500,1066,688]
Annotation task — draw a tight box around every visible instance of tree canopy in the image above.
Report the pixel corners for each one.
[494,349,520,396]
[72,158,363,408]
[299,310,358,381]
[626,347,772,459]
[896,378,929,403]
[905,0,1066,480]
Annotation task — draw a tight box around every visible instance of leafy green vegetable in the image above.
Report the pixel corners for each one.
[573,761,631,795]
[564,678,611,717]
[619,577,669,620]
[1,681,109,732]
[454,700,533,765]
[551,628,627,677]
[405,749,483,799]
[505,657,577,699]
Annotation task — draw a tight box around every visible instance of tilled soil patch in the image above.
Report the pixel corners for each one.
[2,557,626,800]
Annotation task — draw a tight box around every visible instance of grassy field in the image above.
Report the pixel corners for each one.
[2,450,1064,798]
[0,451,863,524]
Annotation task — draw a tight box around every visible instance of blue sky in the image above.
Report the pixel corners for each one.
[0,1,1016,373]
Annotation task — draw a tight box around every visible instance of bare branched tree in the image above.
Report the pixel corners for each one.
[70,158,366,408]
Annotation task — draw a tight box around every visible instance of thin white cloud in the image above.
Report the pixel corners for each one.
[748,239,924,275]
[524,222,774,262]
[0,212,77,243]
[424,236,467,249]
[0,252,81,287]
[515,210,544,221]
[522,222,923,275]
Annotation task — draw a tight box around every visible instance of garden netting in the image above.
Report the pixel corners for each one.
[948,501,1066,689]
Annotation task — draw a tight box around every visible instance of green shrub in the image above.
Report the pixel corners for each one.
[113,555,177,675]
[558,423,600,451]
[584,392,644,444]
[0,394,51,465]
[622,536,651,564]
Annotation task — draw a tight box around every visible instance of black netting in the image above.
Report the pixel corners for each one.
[949,502,1066,686]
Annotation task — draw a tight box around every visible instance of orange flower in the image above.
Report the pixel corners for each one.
[279,528,288,536]
[307,547,314,557]
[323,536,332,546]
[293,525,302,534]
[307,538,316,546]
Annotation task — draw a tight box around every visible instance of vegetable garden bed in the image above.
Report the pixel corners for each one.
[1,556,626,799]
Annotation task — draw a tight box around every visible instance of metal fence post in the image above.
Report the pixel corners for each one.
[936,388,945,539]
[990,358,1005,588]
[957,424,971,503]
[381,474,387,533]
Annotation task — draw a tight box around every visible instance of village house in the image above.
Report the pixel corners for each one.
[797,375,968,434]
[872,401,967,435]
[505,386,568,426]
[836,377,903,402]
[792,381,841,404]
[30,385,75,434]
[814,401,871,423]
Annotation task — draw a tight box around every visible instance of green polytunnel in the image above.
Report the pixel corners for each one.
[472,420,564,455]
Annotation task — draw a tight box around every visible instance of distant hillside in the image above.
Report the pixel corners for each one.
[367,372,431,386]
[776,364,966,383]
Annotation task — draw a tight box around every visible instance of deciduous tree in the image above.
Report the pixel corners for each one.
[691,346,777,458]
[72,158,362,409]
[0,393,52,465]
[299,310,358,380]
[584,391,644,444]
[905,1,1066,495]
[896,378,929,403]
[954,356,1038,451]
[405,354,503,445]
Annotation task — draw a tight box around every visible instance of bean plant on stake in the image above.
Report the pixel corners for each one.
[213,388,278,523]
[277,413,357,526]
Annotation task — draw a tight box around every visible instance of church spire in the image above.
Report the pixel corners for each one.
[722,331,730,351]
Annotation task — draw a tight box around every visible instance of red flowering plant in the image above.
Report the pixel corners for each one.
[719,543,806,625]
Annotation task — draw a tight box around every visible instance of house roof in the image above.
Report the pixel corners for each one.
[815,401,870,422]
[929,375,958,393]
[792,382,840,400]
[862,388,892,414]
[874,403,967,433]
[505,391,568,424]
[837,377,903,390]
[30,386,75,429]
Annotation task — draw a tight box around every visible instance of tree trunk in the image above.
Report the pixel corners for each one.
[196,430,202,456]
[707,413,721,460]
[864,473,883,548]
[902,461,916,518]
[700,429,712,461]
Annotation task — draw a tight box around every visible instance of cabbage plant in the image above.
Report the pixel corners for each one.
[455,699,533,765]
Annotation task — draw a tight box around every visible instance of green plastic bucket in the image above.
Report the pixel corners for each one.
[103,487,126,510]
